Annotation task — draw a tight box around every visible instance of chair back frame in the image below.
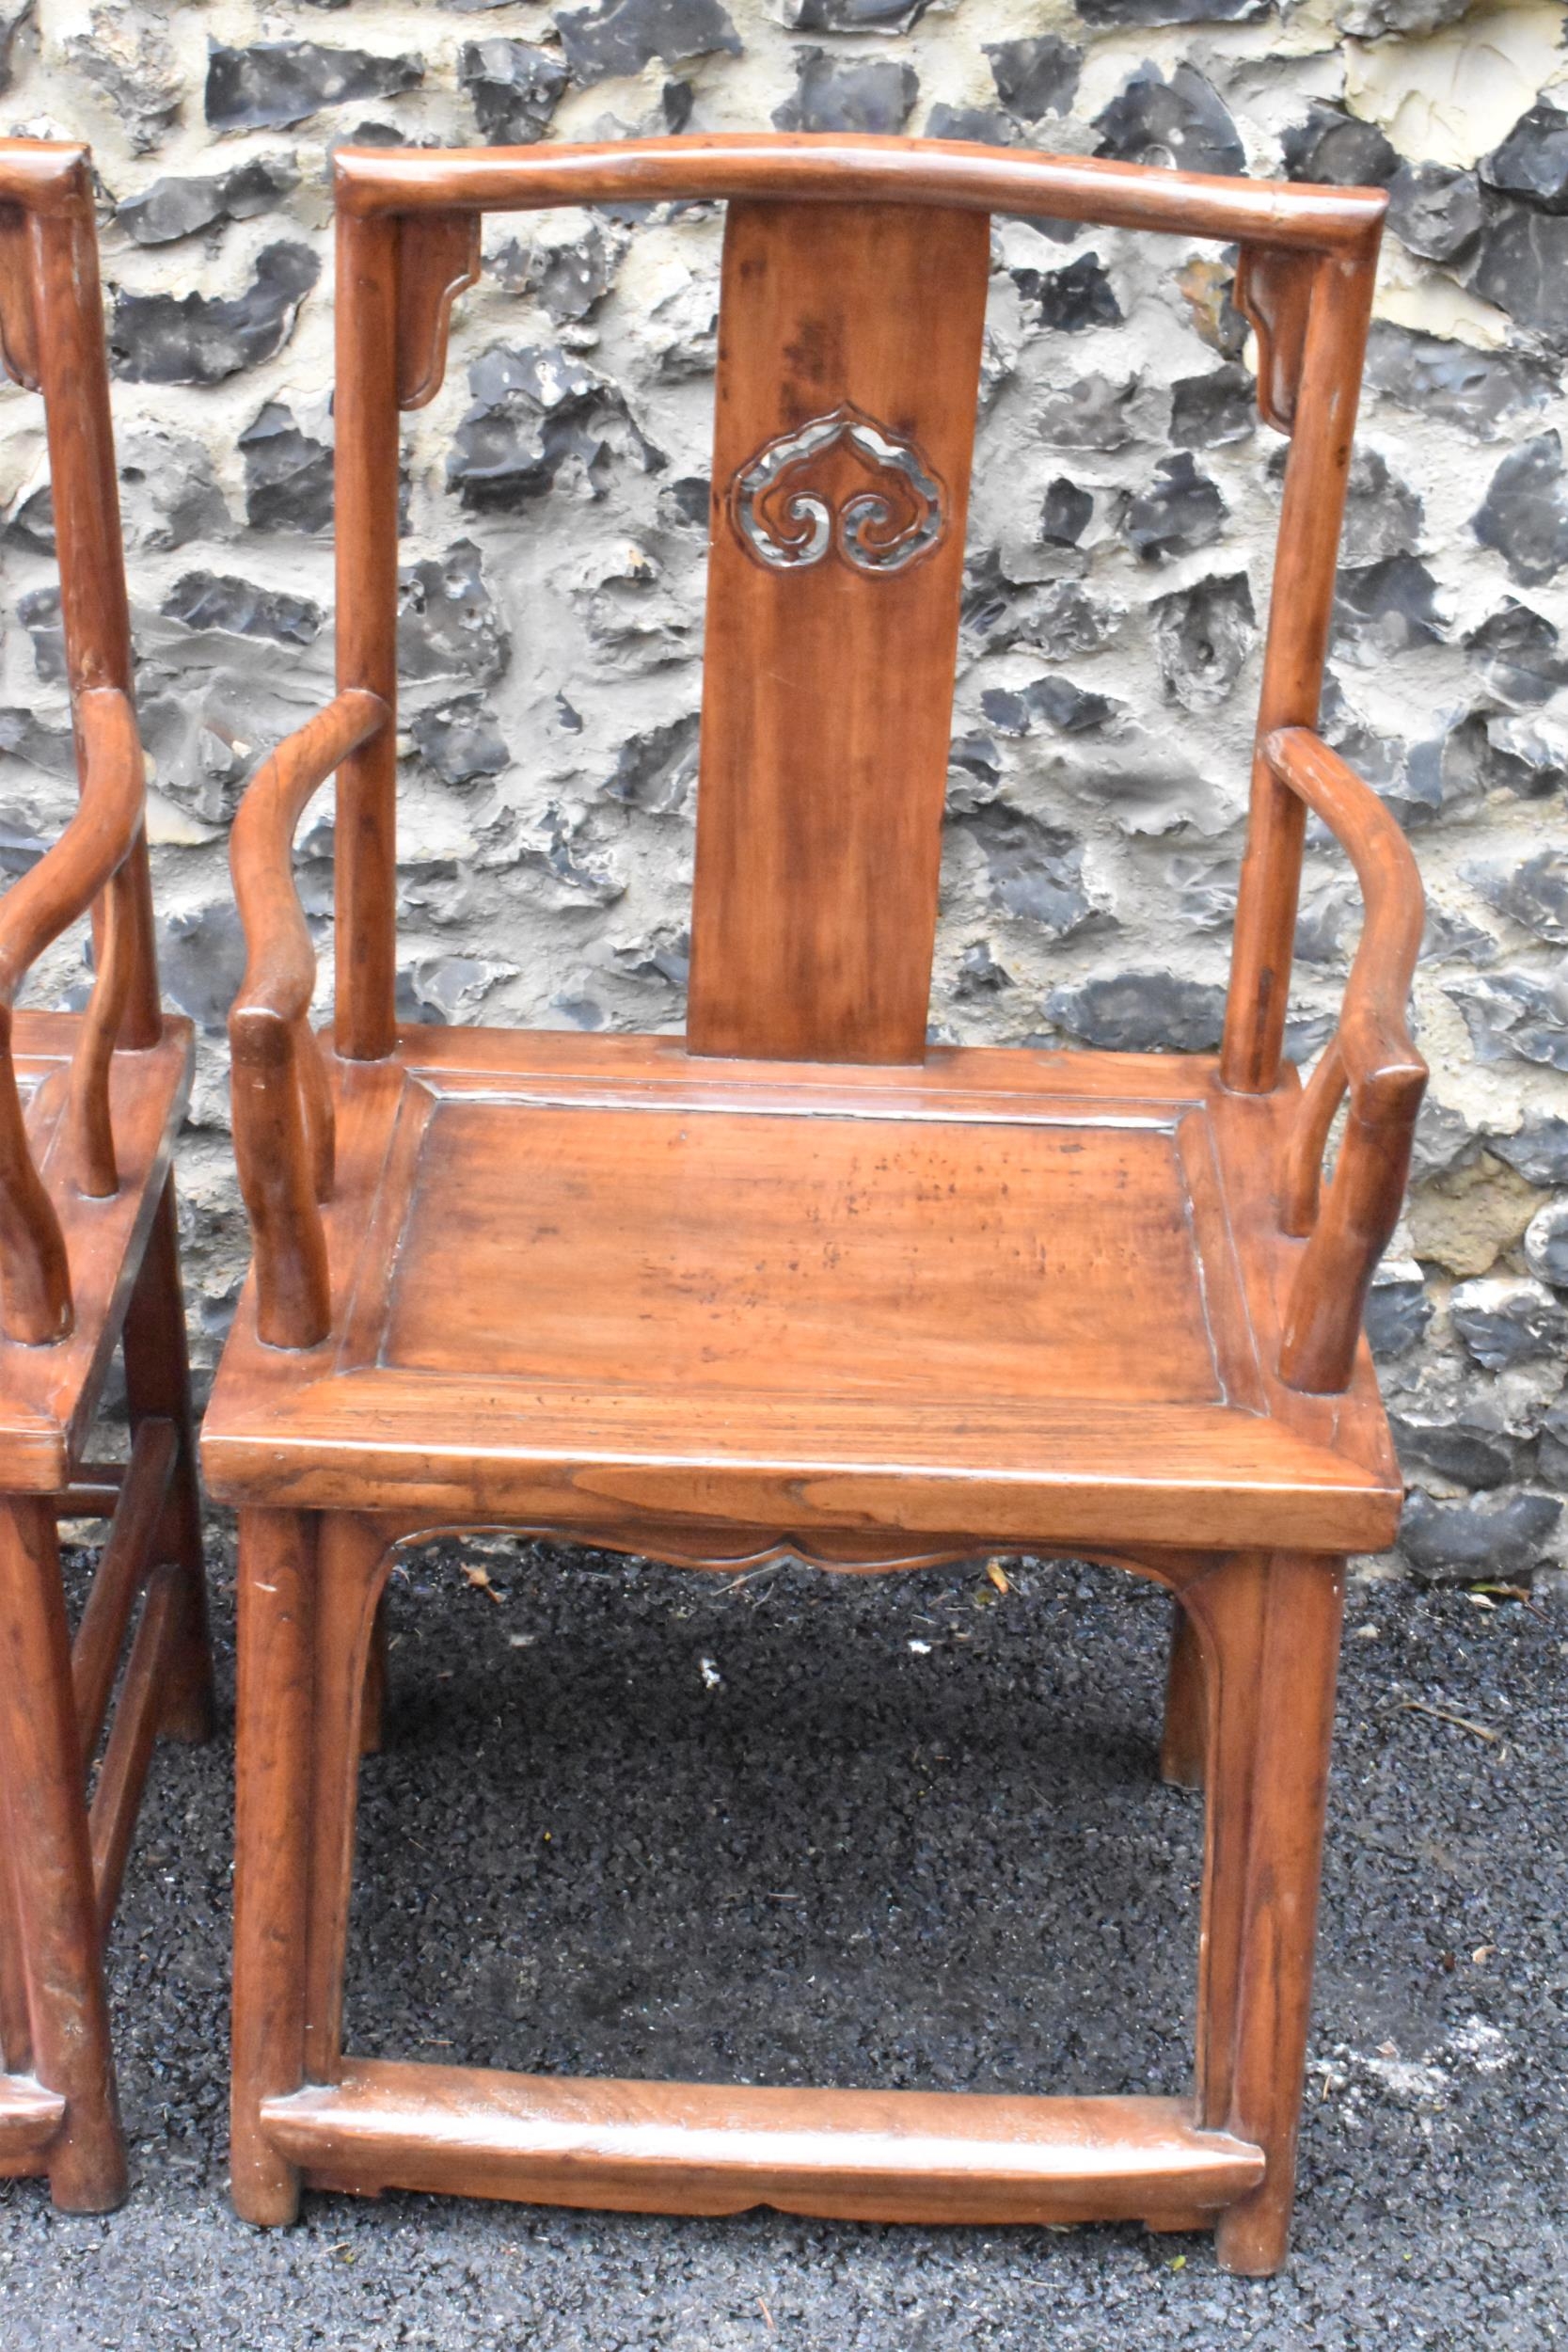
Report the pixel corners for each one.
[325,134,1383,1089]
[0,144,162,1340]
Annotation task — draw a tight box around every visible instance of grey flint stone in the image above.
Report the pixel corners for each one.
[160,572,324,647]
[1282,103,1399,187]
[773,49,917,134]
[1333,556,1445,661]
[956,806,1103,936]
[1468,208,1568,349]
[1492,1116,1568,1187]
[1386,165,1484,263]
[205,40,422,132]
[409,695,511,787]
[1472,434,1568,586]
[984,36,1080,122]
[1169,363,1255,449]
[1093,64,1243,178]
[924,104,1016,147]
[556,0,740,83]
[110,244,319,386]
[399,544,508,686]
[1448,972,1568,1072]
[1078,0,1267,20]
[1465,850,1568,945]
[1047,972,1227,1052]
[980,677,1119,736]
[459,41,568,144]
[448,343,662,509]
[240,404,333,534]
[1364,325,1556,440]
[118,156,300,247]
[1481,105,1568,215]
[1122,454,1227,563]
[1016,252,1122,334]
[778,0,934,28]
[1400,1487,1561,1581]
[1451,1276,1568,1369]
[1464,603,1568,705]
[1150,573,1256,711]
[1523,1199,1568,1290]
[1365,1261,1432,1359]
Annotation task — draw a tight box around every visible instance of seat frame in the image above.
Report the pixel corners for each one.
[207,134,1426,2276]
[0,143,212,2212]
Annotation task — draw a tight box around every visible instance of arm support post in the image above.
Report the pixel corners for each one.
[1260,727,1426,1395]
[230,690,389,1349]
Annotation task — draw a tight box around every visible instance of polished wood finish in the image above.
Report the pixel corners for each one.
[265,2066,1264,2224]
[1222,249,1381,1096]
[689,199,987,1061]
[1160,1605,1207,1793]
[333,133,1387,253]
[0,143,212,2212]
[209,134,1418,2274]
[1264,729,1426,1392]
[206,1029,1403,1552]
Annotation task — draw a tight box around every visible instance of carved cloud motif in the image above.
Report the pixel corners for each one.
[729,402,946,577]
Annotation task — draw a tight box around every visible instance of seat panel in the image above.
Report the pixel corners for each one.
[203,1026,1402,1551]
[375,1096,1223,1407]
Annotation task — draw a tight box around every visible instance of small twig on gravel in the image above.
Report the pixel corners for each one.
[1397,1698,1501,1743]
[758,2295,778,2333]
[714,1563,789,1595]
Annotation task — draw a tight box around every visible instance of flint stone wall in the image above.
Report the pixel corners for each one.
[3,0,1567,1580]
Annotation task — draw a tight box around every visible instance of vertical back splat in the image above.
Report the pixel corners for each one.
[688,199,990,1064]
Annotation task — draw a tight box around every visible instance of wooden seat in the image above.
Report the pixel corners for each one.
[205,134,1424,2276]
[0,143,212,2212]
[205,1028,1401,1556]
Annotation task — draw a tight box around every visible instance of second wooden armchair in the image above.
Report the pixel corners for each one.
[202,133,1426,2275]
[0,141,212,2211]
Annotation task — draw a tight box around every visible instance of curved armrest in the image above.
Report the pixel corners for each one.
[0,687,148,1341]
[1262,727,1427,1394]
[229,690,389,1349]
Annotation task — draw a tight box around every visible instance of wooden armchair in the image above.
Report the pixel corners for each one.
[0,144,212,2211]
[203,135,1425,2275]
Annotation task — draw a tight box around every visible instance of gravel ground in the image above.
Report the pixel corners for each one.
[1,1534,1563,2350]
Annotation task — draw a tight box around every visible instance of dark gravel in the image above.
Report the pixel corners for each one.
[2,1536,1564,2349]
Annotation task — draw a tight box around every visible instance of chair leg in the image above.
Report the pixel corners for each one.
[304,1516,389,2086]
[359,1591,389,1758]
[231,1508,318,2225]
[1159,1599,1206,1789]
[0,1774,33,2073]
[119,1172,214,1744]
[0,1497,126,2211]
[1184,1549,1344,2277]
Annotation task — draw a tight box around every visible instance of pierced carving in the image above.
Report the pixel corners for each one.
[729,402,946,576]
[1233,247,1317,436]
[396,210,482,412]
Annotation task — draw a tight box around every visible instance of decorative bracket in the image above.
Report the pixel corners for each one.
[0,206,40,391]
[1233,247,1318,436]
[396,210,481,412]
[729,401,946,576]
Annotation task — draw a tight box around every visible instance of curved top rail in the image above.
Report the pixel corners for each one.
[1261,726,1425,1102]
[0,687,144,1009]
[0,139,90,218]
[333,134,1386,254]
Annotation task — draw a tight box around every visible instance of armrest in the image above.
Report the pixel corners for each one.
[1261,727,1428,1395]
[229,690,388,1349]
[0,686,147,1341]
